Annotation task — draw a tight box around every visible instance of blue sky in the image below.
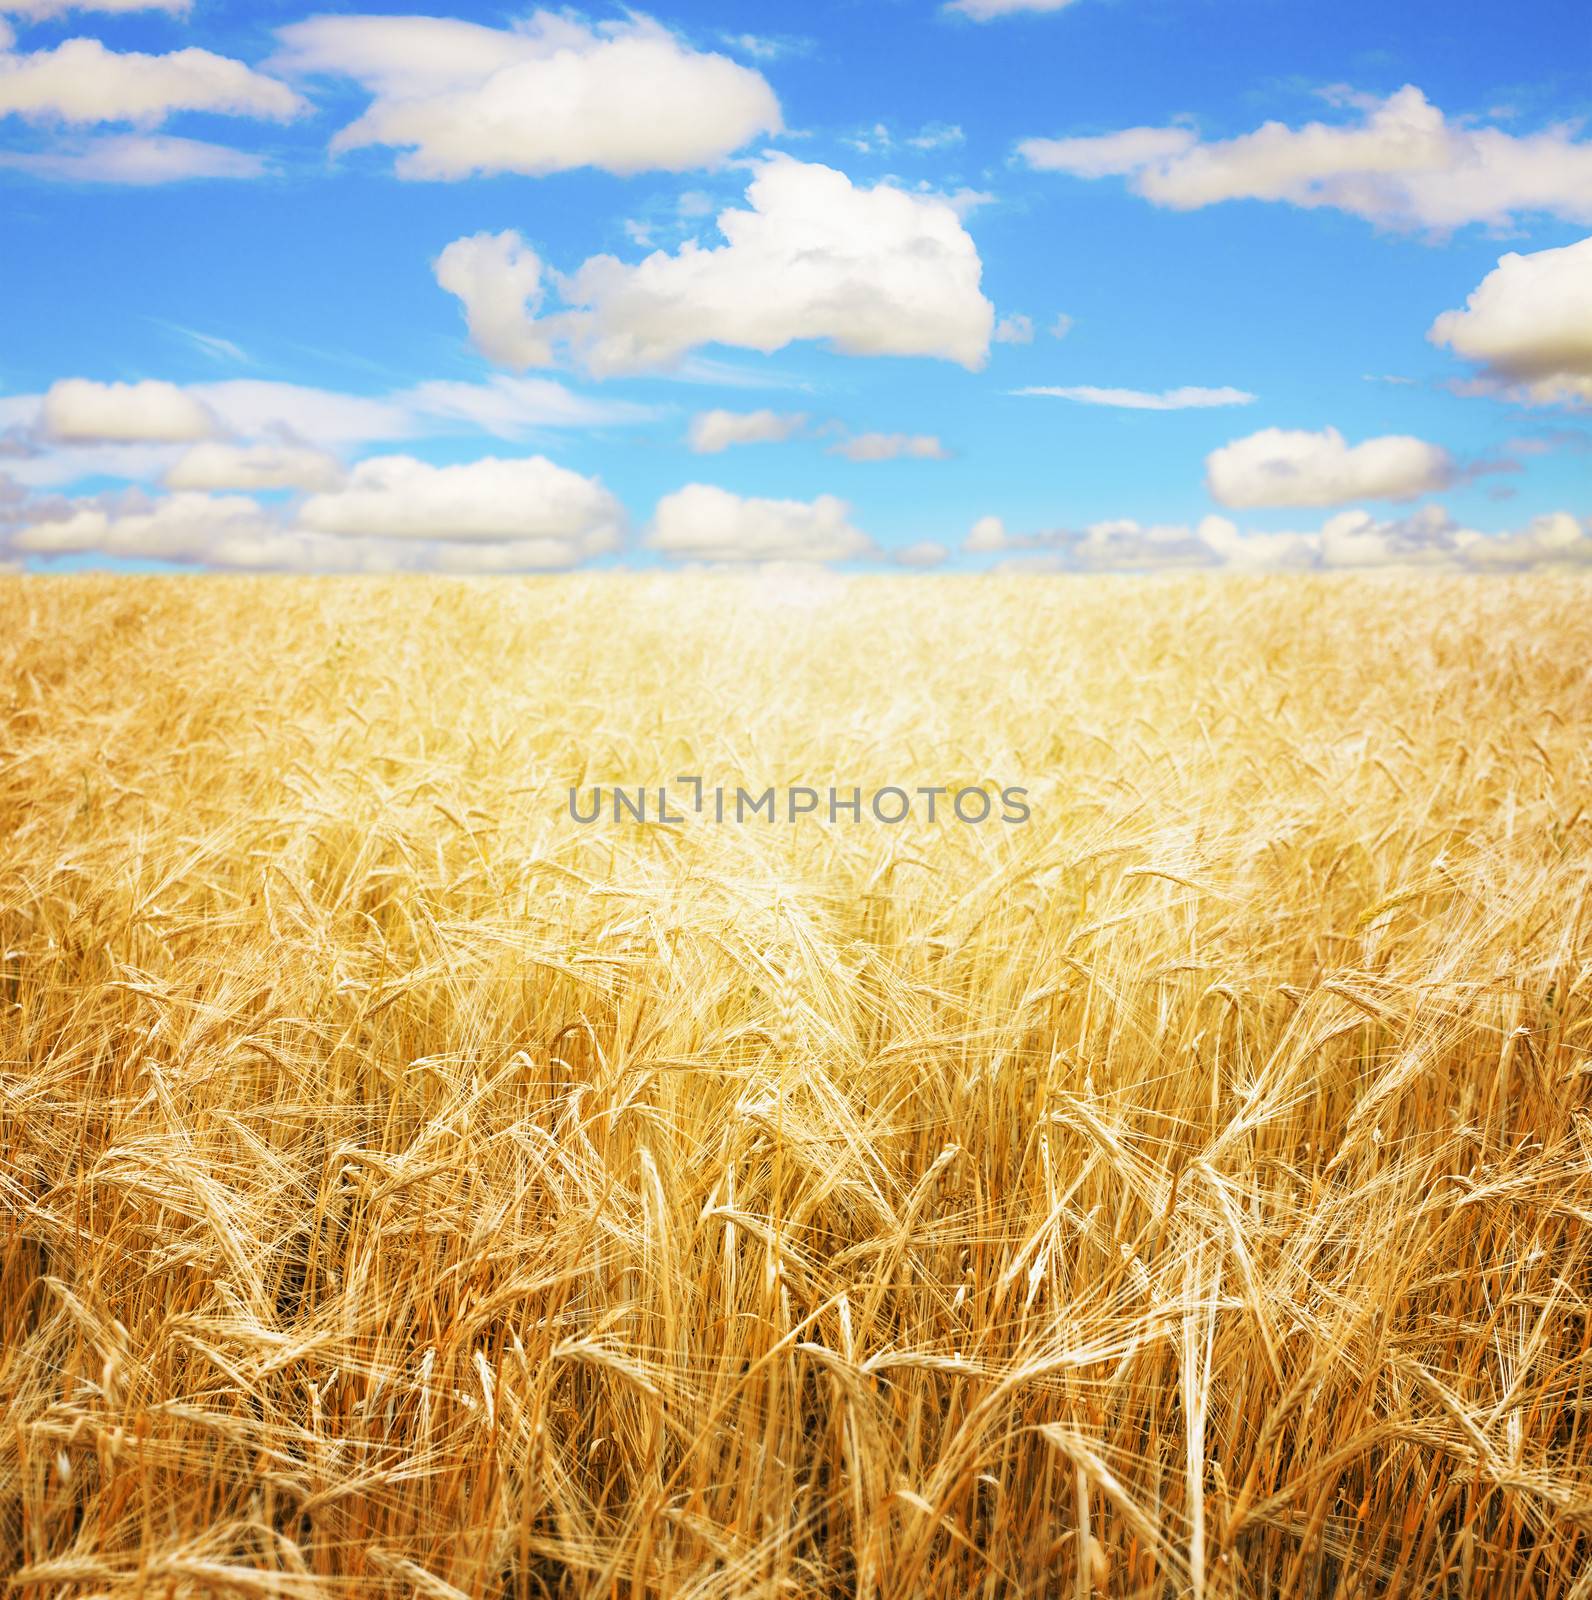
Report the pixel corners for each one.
[0,0,1588,572]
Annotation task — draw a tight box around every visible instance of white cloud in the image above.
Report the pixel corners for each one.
[993,313,1035,345]
[164,442,345,492]
[1428,234,1592,406]
[192,381,412,447]
[1452,510,1592,566]
[199,529,400,571]
[0,374,647,488]
[435,157,995,376]
[41,378,218,443]
[650,484,870,563]
[6,485,622,572]
[947,0,1082,17]
[893,540,950,567]
[186,375,639,446]
[271,11,779,179]
[13,491,278,561]
[846,122,965,157]
[957,502,1592,572]
[688,408,807,453]
[1206,426,1454,508]
[1073,517,1222,569]
[1316,505,1461,567]
[167,327,249,364]
[717,32,809,63]
[830,432,949,462]
[843,121,893,156]
[0,0,189,15]
[0,132,267,183]
[1021,126,1197,178]
[908,123,964,151]
[0,38,304,125]
[432,232,554,370]
[1019,86,1592,230]
[202,529,617,573]
[297,455,624,560]
[1015,384,1255,410]
[1051,313,1075,340]
[0,441,187,491]
[965,514,1012,552]
[1311,505,1591,570]
[930,184,996,219]
[968,512,1224,567]
[962,513,1102,561]
[1196,516,1318,571]
[400,375,650,438]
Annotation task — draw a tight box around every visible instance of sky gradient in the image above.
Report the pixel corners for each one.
[1,0,1588,572]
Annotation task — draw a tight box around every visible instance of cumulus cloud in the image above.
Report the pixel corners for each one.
[0,37,304,125]
[0,374,650,489]
[1451,510,1592,566]
[688,409,807,453]
[164,442,345,492]
[1071,517,1224,569]
[432,231,554,369]
[1206,426,1454,508]
[296,455,624,560]
[0,133,267,183]
[1015,384,1255,410]
[829,432,949,462]
[41,378,218,443]
[650,484,870,563]
[1019,86,1592,230]
[1314,504,1459,567]
[12,491,279,561]
[1428,235,1592,406]
[965,514,1013,553]
[6,482,624,572]
[435,157,995,376]
[1310,504,1592,569]
[974,516,1230,572]
[1196,517,1319,570]
[958,503,1592,572]
[271,11,779,179]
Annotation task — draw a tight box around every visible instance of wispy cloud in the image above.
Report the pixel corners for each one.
[0,134,268,185]
[156,323,251,365]
[1012,384,1255,410]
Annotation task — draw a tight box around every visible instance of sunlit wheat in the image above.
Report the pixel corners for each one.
[2,572,1591,1597]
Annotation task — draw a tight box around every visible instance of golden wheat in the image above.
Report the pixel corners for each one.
[2,572,1591,1598]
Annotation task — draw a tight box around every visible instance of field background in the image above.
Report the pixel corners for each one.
[3,573,1592,1598]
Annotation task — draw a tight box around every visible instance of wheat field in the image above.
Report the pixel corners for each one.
[2,573,1591,1598]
